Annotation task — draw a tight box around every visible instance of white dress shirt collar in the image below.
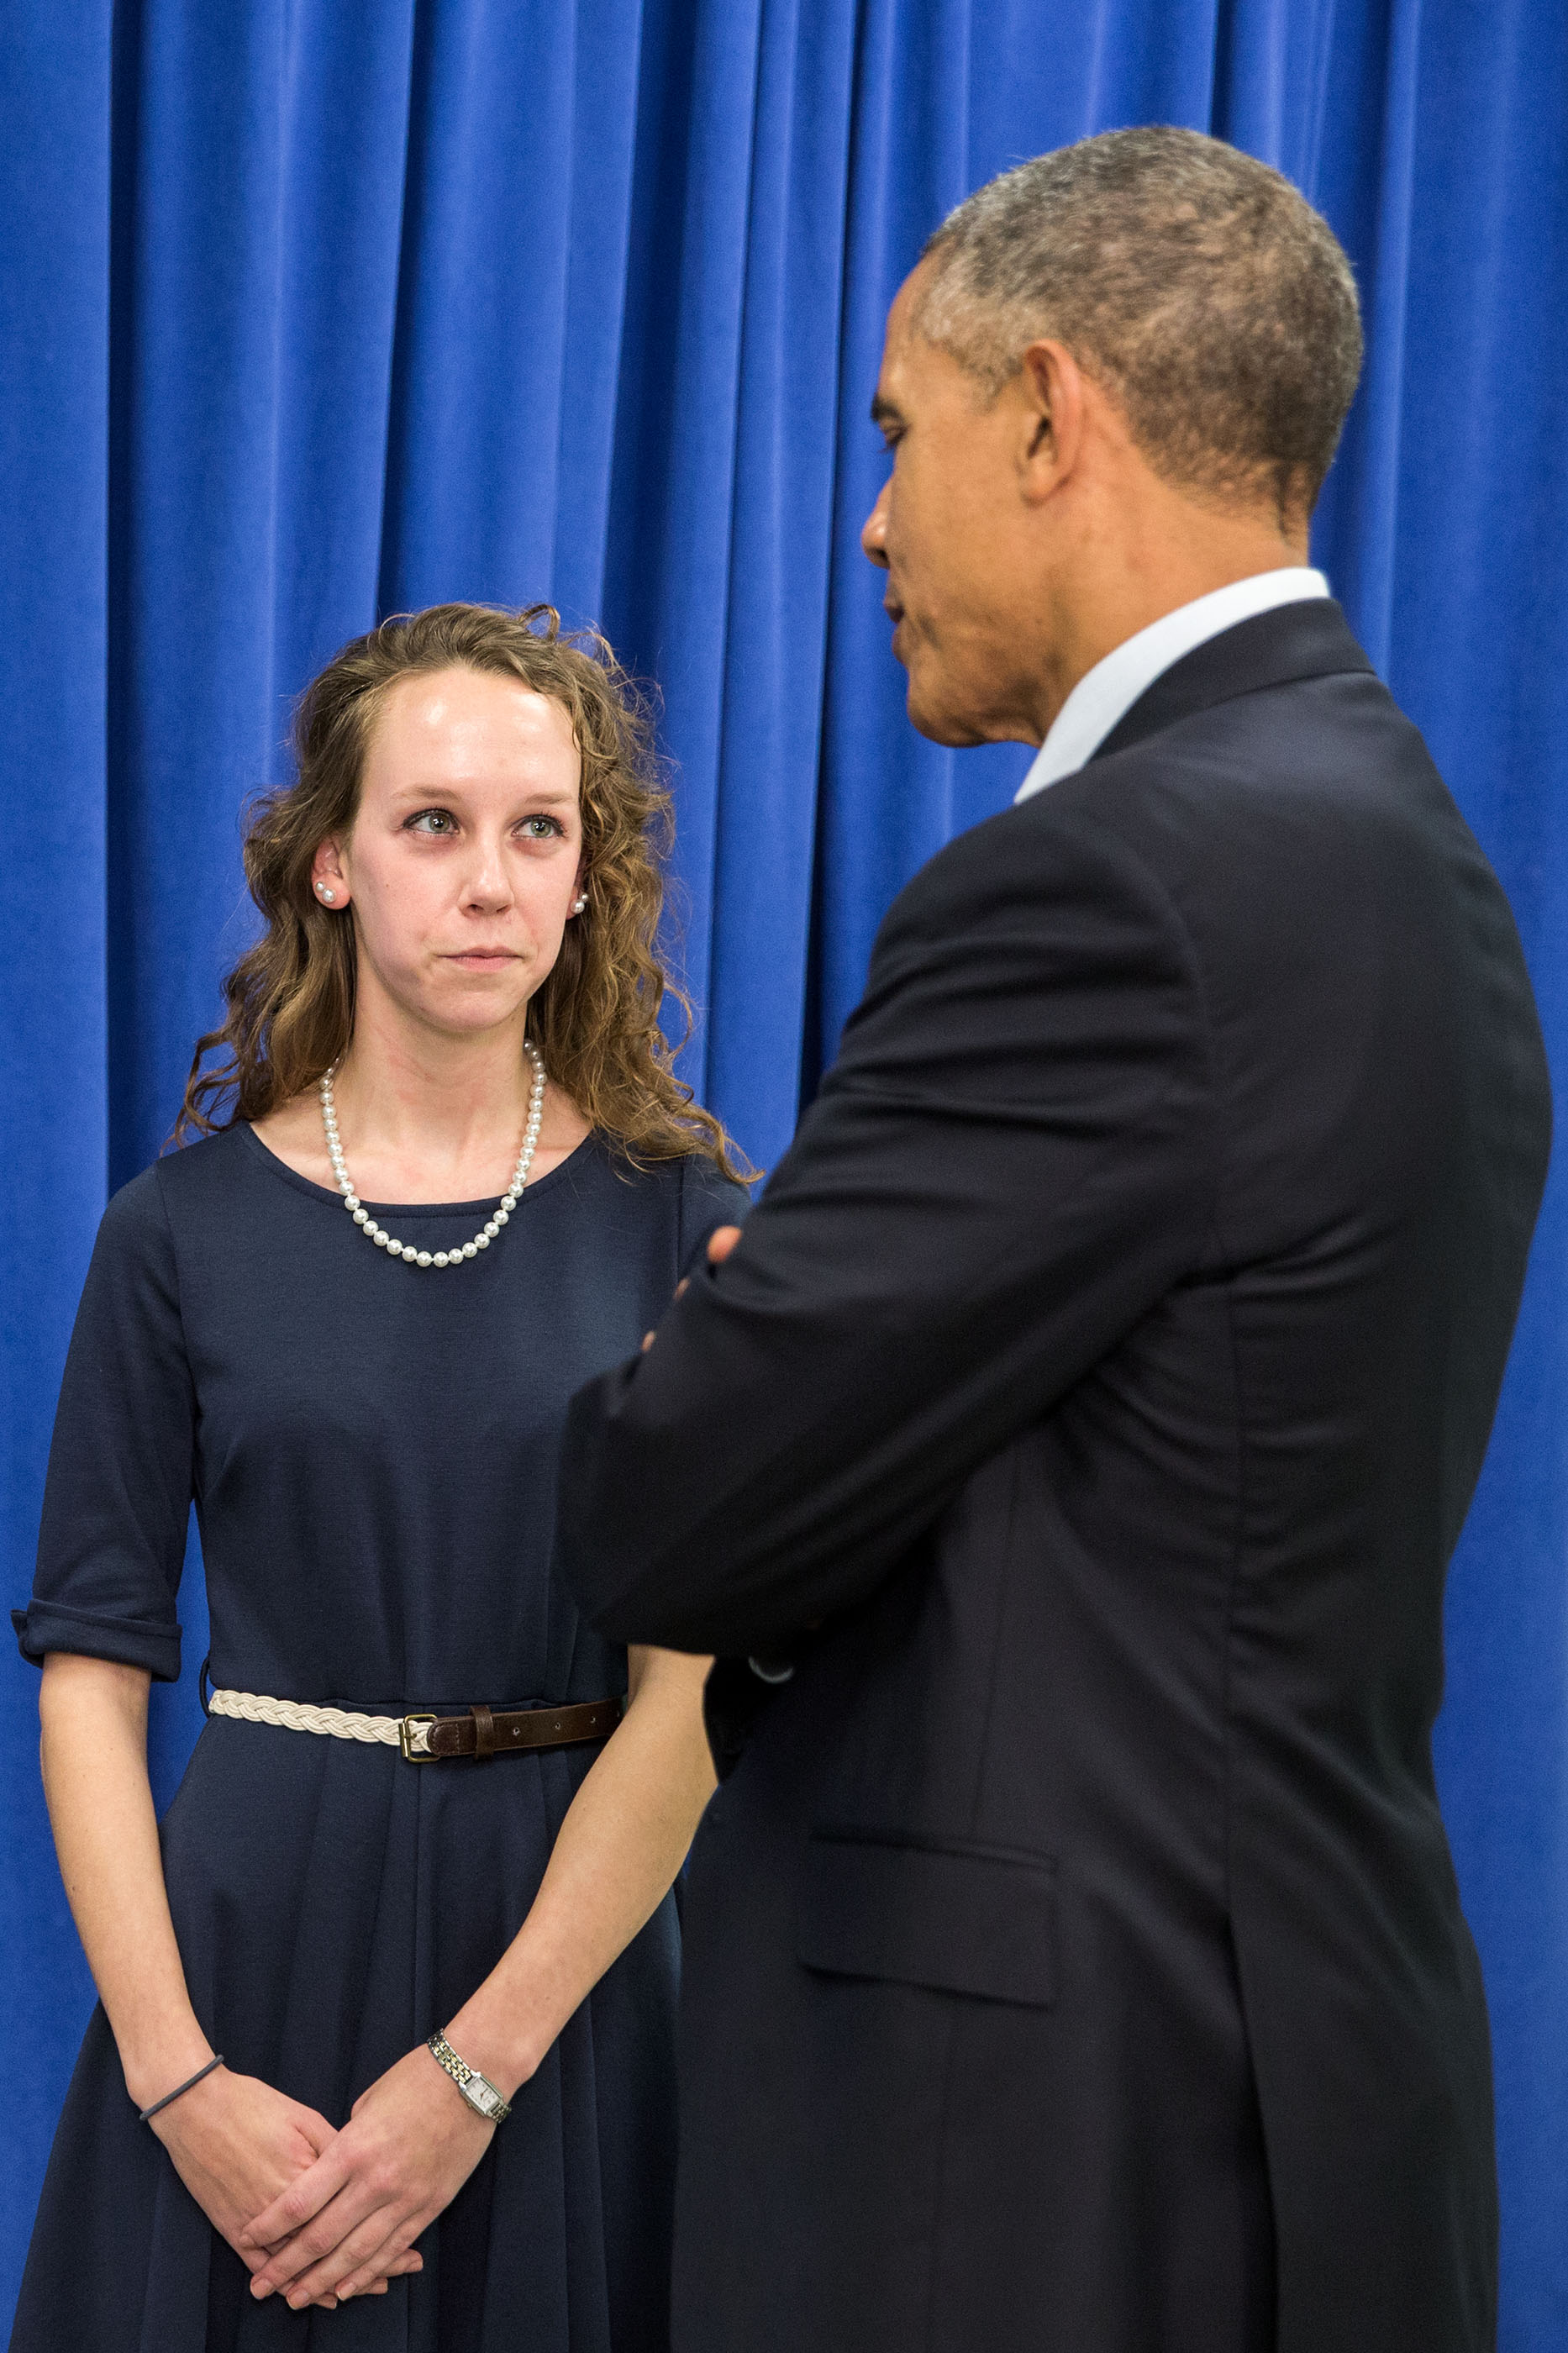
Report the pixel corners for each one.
[1014,566,1331,804]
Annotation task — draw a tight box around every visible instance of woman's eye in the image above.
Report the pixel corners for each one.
[403,809,564,841]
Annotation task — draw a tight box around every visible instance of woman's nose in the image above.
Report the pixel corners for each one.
[462,838,513,909]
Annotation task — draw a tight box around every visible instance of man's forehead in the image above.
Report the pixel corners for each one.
[875,261,936,406]
[887,259,938,351]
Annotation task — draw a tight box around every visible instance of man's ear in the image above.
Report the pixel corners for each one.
[1018,340,1085,503]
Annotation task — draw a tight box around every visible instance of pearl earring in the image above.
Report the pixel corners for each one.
[318,885,335,903]
[572,894,587,914]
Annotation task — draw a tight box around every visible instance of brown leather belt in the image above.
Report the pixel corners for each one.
[401,1697,623,1761]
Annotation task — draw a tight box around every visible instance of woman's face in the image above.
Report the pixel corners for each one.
[313,666,585,1044]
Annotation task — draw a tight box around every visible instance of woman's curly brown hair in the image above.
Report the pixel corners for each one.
[179,602,750,1182]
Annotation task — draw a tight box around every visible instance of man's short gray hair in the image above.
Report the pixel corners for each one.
[919,126,1363,524]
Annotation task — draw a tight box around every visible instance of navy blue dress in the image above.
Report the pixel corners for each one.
[12,1121,746,2353]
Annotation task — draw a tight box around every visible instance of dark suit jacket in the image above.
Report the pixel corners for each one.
[557,603,1551,2353]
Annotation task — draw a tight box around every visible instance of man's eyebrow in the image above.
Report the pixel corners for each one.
[870,392,903,429]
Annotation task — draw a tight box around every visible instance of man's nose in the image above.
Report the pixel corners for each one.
[861,481,890,570]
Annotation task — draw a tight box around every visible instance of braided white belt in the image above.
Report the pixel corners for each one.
[208,1687,431,1755]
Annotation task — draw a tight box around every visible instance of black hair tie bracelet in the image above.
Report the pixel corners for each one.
[138,2054,224,2124]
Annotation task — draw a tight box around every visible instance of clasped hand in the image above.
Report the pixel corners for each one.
[156,2045,491,2308]
[238,2043,495,2307]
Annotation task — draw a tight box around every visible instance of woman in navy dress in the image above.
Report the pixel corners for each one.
[11,603,749,2350]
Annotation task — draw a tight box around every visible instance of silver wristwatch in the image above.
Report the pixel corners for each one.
[426,2031,512,2123]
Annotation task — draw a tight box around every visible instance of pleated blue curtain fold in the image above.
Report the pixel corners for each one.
[697,0,861,1150]
[379,0,648,629]
[105,0,421,1183]
[2,1,1565,2340]
[603,0,774,1112]
[1373,11,1568,2333]
[0,1,115,2314]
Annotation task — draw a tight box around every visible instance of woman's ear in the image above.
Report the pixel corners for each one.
[311,841,349,910]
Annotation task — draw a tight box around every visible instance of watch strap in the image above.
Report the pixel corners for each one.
[426,2031,511,2123]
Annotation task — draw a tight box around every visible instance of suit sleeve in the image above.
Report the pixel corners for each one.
[556,804,1215,1655]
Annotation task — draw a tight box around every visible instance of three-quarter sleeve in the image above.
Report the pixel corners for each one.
[13,1167,195,1681]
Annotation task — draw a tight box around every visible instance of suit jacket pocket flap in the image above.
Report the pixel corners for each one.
[797,1832,1057,2008]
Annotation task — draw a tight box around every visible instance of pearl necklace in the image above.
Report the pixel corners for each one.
[318,1042,547,1269]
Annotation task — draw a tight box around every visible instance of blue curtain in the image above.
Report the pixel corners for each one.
[2,1,1564,2340]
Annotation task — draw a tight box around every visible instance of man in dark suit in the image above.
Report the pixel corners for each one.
[557,128,1551,2352]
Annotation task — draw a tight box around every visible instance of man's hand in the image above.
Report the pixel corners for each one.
[643,1224,743,1351]
[239,2042,492,2308]
[153,2066,408,2308]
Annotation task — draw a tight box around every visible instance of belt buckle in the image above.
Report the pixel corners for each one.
[400,1712,437,1761]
